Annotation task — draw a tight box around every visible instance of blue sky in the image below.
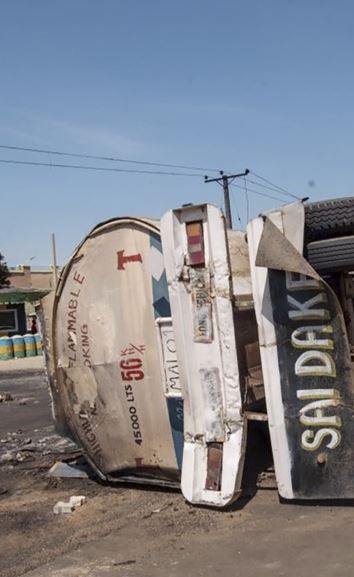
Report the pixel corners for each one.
[1,0,354,265]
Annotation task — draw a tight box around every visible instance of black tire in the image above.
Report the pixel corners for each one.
[305,197,354,242]
[306,236,354,273]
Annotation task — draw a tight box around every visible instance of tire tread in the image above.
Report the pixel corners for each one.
[305,197,354,241]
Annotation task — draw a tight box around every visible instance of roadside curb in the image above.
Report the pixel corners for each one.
[0,356,45,373]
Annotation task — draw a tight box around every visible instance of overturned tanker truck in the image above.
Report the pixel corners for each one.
[43,206,264,507]
[43,195,354,506]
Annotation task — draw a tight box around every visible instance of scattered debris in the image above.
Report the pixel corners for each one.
[18,396,35,405]
[48,460,89,479]
[152,502,173,514]
[15,452,27,462]
[0,452,13,463]
[144,502,173,519]
[53,495,86,514]
[53,501,74,514]
[0,426,79,467]
[0,392,14,403]
[69,495,86,508]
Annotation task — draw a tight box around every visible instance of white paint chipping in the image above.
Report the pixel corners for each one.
[161,203,245,507]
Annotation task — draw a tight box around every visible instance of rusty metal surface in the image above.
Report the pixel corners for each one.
[205,443,223,491]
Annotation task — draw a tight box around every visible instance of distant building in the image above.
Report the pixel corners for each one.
[0,265,57,336]
[8,265,59,291]
[0,288,49,336]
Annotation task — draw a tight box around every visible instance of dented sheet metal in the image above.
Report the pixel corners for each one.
[248,202,354,499]
[37,292,73,440]
[52,217,183,483]
[161,203,246,507]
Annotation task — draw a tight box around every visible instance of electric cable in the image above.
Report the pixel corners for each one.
[0,144,221,173]
[0,158,202,177]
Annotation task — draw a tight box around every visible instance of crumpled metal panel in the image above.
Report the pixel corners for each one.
[52,217,183,482]
[37,292,73,440]
[248,201,354,499]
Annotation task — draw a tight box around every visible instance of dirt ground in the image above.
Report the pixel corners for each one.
[1,361,354,577]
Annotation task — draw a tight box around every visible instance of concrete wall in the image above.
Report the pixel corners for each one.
[9,266,32,289]
[9,266,58,290]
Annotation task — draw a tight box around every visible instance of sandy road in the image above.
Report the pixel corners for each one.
[1,360,354,577]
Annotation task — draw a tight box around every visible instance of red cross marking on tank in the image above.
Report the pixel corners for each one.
[117,250,143,270]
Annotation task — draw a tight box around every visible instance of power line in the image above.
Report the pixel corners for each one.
[245,177,299,199]
[0,144,300,198]
[249,170,300,200]
[230,186,243,228]
[243,176,250,222]
[0,143,301,200]
[0,159,297,196]
[231,182,289,203]
[0,158,202,177]
[0,144,221,173]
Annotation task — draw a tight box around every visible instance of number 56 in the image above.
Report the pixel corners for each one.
[120,358,144,381]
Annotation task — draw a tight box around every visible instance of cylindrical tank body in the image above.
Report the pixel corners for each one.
[52,216,183,483]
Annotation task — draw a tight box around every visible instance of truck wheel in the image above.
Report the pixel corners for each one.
[306,236,354,274]
[305,197,354,242]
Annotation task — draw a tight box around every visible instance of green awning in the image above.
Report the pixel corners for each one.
[0,288,50,305]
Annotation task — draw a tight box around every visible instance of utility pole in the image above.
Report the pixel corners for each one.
[51,233,58,288]
[204,169,249,229]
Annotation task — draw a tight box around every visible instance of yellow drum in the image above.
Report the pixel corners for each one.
[0,336,14,360]
[12,335,25,359]
[24,334,36,357]
[34,333,43,355]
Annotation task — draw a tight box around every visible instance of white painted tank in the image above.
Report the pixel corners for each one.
[52,217,183,484]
